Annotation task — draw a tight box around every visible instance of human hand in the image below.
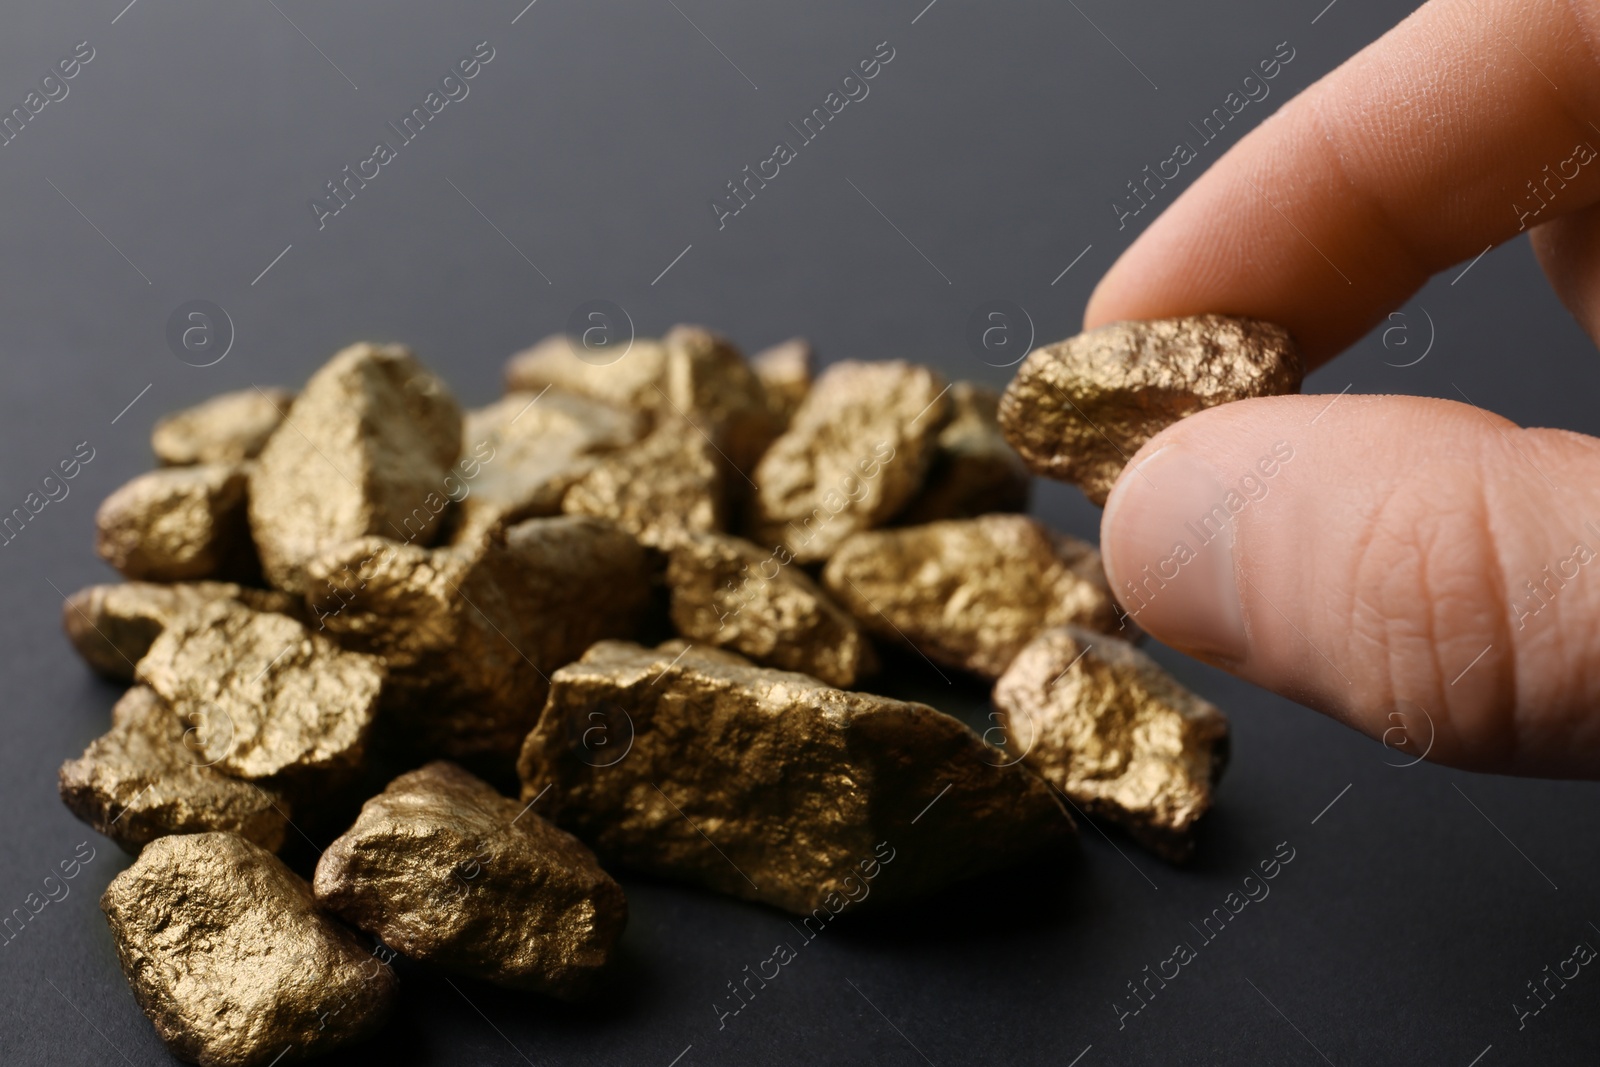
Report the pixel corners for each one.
[1088,0,1600,777]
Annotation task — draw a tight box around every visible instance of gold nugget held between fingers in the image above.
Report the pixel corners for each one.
[999,315,1302,505]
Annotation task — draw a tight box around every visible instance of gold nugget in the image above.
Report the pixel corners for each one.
[152,387,293,466]
[561,423,726,547]
[59,687,289,854]
[308,516,651,760]
[993,627,1228,862]
[998,315,1302,505]
[749,337,812,426]
[96,464,257,582]
[134,600,383,790]
[517,640,1070,915]
[822,514,1121,679]
[505,332,666,407]
[665,531,874,687]
[451,388,642,544]
[249,342,462,594]
[660,324,782,475]
[61,581,300,681]
[102,832,396,1067]
[315,761,626,1000]
[505,324,778,475]
[751,360,949,563]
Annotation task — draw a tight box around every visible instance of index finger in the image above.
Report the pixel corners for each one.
[1083,0,1600,367]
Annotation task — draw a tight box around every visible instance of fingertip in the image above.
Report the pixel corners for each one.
[1096,393,1600,775]
[1100,439,1249,662]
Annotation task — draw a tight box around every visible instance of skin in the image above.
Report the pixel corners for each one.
[1091,0,1600,777]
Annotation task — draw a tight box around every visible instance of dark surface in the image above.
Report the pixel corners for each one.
[3,0,1597,1064]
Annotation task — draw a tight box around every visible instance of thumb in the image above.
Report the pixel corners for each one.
[1099,393,1600,778]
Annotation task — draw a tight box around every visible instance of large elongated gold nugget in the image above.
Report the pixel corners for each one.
[998,315,1301,505]
[751,360,949,563]
[822,515,1121,679]
[101,832,396,1067]
[61,581,300,680]
[314,761,627,1000]
[517,641,1071,915]
[134,600,383,788]
[95,464,257,582]
[249,343,462,594]
[993,627,1228,862]
[308,516,650,760]
[665,531,873,687]
[152,387,293,466]
[896,382,1030,524]
[59,686,289,854]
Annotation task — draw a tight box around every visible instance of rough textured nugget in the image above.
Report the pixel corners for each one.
[59,687,289,854]
[821,515,1121,679]
[314,761,626,1000]
[61,581,301,681]
[451,388,642,543]
[561,423,725,547]
[896,382,1030,524]
[504,324,778,475]
[751,360,949,563]
[307,516,650,759]
[998,315,1302,505]
[665,531,873,687]
[249,342,462,594]
[993,627,1228,862]
[135,600,383,788]
[152,387,293,466]
[101,832,396,1067]
[95,463,257,582]
[750,337,812,425]
[517,641,1071,915]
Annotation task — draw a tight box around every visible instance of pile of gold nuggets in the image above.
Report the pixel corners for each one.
[58,316,1299,1065]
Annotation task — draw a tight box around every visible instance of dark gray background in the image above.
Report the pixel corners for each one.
[3,0,1597,1064]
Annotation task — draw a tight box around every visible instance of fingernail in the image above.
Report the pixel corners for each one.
[1100,446,1248,661]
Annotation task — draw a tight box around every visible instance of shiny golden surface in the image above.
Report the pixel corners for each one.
[135,600,383,787]
[451,388,642,544]
[749,337,812,426]
[314,761,626,999]
[516,640,1071,915]
[897,382,1030,524]
[562,423,725,547]
[248,342,462,594]
[96,463,257,582]
[751,360,949,563]
[821,515,1121,680]
[998,315,1302,505]
[152,387,293,466]
[59,687,289,854]
[102,832,396,1067]
[665,531,874,687]
[307,516,650,760]
[993,627,1228,862]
